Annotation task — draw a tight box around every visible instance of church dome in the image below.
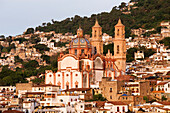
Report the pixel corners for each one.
[70,37,91,48]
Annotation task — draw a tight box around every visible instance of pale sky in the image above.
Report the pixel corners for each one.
[0,0,129,36]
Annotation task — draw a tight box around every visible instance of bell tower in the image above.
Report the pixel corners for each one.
[91,20,103,54]
[77,26,83,38]
[114,19,126,72]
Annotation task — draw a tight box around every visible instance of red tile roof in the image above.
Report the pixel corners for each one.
[3,110,24,113]
[157,101,170,105]
[33,84,59,87]
[116,75,135,81]
[107,101,128,105]
[152,91,165,93]
[62,88,91,92]
[25,92,44,95]
[94,101,106,108]
[157,81,169,85]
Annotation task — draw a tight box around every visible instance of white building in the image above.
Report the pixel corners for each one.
[156,81,170,93]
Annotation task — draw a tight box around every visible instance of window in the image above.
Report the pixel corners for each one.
[123,106,125,112]
[80,105,83,108]
[66,85,69,89]
[110,96,112,99]
[49,75,52,77]
[75,74,78,76]
[58,74,60,77]
[60,99,63,102]
[117,45,119,54]
[75,49,77,55]
[110,88,112,92]
[117,29,119,36]
[94,30,96,37]
[75,85,78,88]
[117,107,119,112]
[94,47,97,55]
[66,74,69,76]
[81,49,84,54]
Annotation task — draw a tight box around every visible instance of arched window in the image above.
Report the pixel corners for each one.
[117,107,119,112]
[117,45,119,54]
[66,85,69,89]
[75,81,78,88]
[49,75,52,77]
[123,106,125,112]
[75,49,77,55]
[94,47,97,55]
[117,29,119,36]
[81,49,84,54]
[58,74,60,77]
[94,30,96,37]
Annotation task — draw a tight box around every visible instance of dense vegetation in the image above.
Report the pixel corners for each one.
[86,94,107,102]
[126,46,156,62]
[159,37,170,49]
[103,44,114,55]
[34,0,169,37]
[0,61,56,85]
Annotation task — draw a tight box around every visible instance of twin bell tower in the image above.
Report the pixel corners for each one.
[91,19,126,72]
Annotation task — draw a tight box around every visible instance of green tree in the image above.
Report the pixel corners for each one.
[92,94,107,101]
[159,37,170,49]
[14,56,23,63]
[25,28,34,34]
[41,55,50,64]
[23,60,39,69]
[34,44,50,53]
[103,43,114,55]
[162,95,167,101]
[143,96,149,103]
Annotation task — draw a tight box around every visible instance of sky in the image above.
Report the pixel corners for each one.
[0,0,129,36]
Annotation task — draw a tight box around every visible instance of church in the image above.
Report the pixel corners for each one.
[45,19,126,90]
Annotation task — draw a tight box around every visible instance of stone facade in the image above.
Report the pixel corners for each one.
[99,77,124,101]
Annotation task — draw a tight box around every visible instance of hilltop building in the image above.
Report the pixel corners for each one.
[45,19,126,90]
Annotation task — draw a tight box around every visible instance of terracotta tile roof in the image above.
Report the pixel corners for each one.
[116,75,135,81]
[107,101,128,105]
[155,71,163,74]
[3,110,24,113]
[33,84,59,87]
[23,101,32,103]
[157,81,169,85]
[157,101,170,105]
[25,92,44,95]
[98,109,109,111]
[94,101,106,108]
[157,107,170,110]
[126,84,139,87]
[152,91,165,93]
[62,88,91,92]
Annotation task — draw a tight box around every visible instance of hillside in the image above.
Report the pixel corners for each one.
[34,0,170,37]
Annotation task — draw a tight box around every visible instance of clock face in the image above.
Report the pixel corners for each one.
[74,39,78,43]
[80,39,85,43]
